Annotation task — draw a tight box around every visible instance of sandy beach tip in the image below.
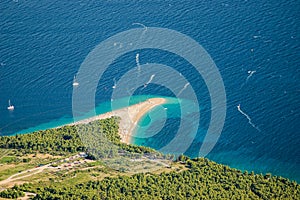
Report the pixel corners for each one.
[70,98,166,144]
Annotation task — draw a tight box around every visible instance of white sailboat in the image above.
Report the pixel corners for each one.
[112,78,117,89]
[73,75,79,86]
[7,100,14,110]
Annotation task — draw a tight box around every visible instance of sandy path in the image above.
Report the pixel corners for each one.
[70,98,166,143]
[0,153,90,187]
[0,164,50,187]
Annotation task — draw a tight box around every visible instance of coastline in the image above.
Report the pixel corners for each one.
[70,98,167,144]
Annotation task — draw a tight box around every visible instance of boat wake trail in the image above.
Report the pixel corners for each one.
[177,83,190,96]
[146,74,155,85]
[237,104,261,132]
[246,70,256,82]
[240,70,256,89]
[136,53,140,70]
[142,74,155,89]
[132,22,148,34]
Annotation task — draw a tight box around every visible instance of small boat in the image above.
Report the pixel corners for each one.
[73,75,79,86]
[7,100,14,110]
[112,78,116,89]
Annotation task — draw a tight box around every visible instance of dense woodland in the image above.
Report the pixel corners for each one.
[0,118,299,199]
[0,117,156,157]
[1,157,299,200]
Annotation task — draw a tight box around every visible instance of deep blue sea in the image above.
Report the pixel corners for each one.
[0,0,299,182]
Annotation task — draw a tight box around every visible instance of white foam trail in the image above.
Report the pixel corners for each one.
[240,70,256,89]
[237,104,261,132]
[142,74,155,89]
[132,22,148,34]
[126,88,134,95]
[135,53,141,74]
[177,83,190,96]
[264,40,272,43]
[136,53,140,66]
[246,70,256,82]
[146,74,155,85]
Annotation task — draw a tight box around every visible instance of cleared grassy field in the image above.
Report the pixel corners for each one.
[0,150,176,191]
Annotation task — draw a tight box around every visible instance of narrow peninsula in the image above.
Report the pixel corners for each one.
[70,97,166,144]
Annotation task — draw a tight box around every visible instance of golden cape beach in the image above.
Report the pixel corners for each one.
[70,98,166,144]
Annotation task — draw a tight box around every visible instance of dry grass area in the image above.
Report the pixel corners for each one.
[0,153,79,188]
[0,152,182,190]
[0,153,64,183]
[25,153,62,159]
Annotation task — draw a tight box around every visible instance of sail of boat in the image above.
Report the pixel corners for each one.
[73,75,79,86]
[7,99,14,110]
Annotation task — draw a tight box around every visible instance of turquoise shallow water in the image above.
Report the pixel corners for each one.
[16,95,165,135]
[0,0,299,182]
[133,97,202,156]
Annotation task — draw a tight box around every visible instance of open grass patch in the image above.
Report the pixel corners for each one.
[0,156,17,164]
[0,163,36,181]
